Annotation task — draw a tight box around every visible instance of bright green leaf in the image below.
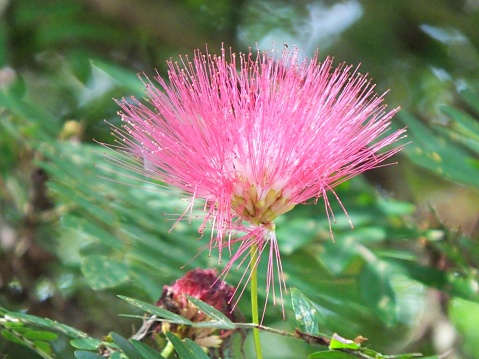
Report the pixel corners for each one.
[23,330,58,341]
[1,329,27,346]
[328,333,360,350]
[34,340,53,355]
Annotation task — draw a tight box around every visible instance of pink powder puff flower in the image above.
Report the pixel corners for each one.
[107,45,406,315]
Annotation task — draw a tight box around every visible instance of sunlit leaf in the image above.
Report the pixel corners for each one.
[328,333,360,350]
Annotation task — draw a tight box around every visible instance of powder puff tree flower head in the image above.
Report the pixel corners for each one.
[154,268,240,349]
[107,45,406,318]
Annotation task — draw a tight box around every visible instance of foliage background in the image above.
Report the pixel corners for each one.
[0,0,479,358]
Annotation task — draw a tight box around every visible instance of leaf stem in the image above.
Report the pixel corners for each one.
[251,242,263,359]
[161,340,174,358]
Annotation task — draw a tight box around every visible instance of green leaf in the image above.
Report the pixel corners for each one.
[309,350,357,359]
[70,338,103,350]
[390,258,479,303]
[358,262,397,326]
[34,340,53,355]
[290,288,321,335]
[184,339,210,359]
[22,330,58,341]
[1,329,27,346]
[440,105,479,153]
[398,111,479,187]
[110,332,143,359]
[130,339,166,359]
[460,88,479,115]
[74,350,105,359]
[91,59,144,96]
[165,332,196,359]
[185,295,235,329]
[4,312,90,338]
[81,255,130,290]
[118,296,193,325]
[329,333,360,350]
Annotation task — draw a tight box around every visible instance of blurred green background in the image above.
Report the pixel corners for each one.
[0,0,478,358]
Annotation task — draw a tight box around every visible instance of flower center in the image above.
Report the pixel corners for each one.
[231,184,295,227]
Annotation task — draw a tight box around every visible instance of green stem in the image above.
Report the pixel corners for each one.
[251,243,264,359]
[160,340,174,358]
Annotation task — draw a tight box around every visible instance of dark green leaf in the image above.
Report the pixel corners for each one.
[390,258,479,303]
[185,295,235,329]
[130,339,166,359]
[165,332,196,359]
[110,332,143,359]
[118,295,193,325]
[184,339,210,359]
